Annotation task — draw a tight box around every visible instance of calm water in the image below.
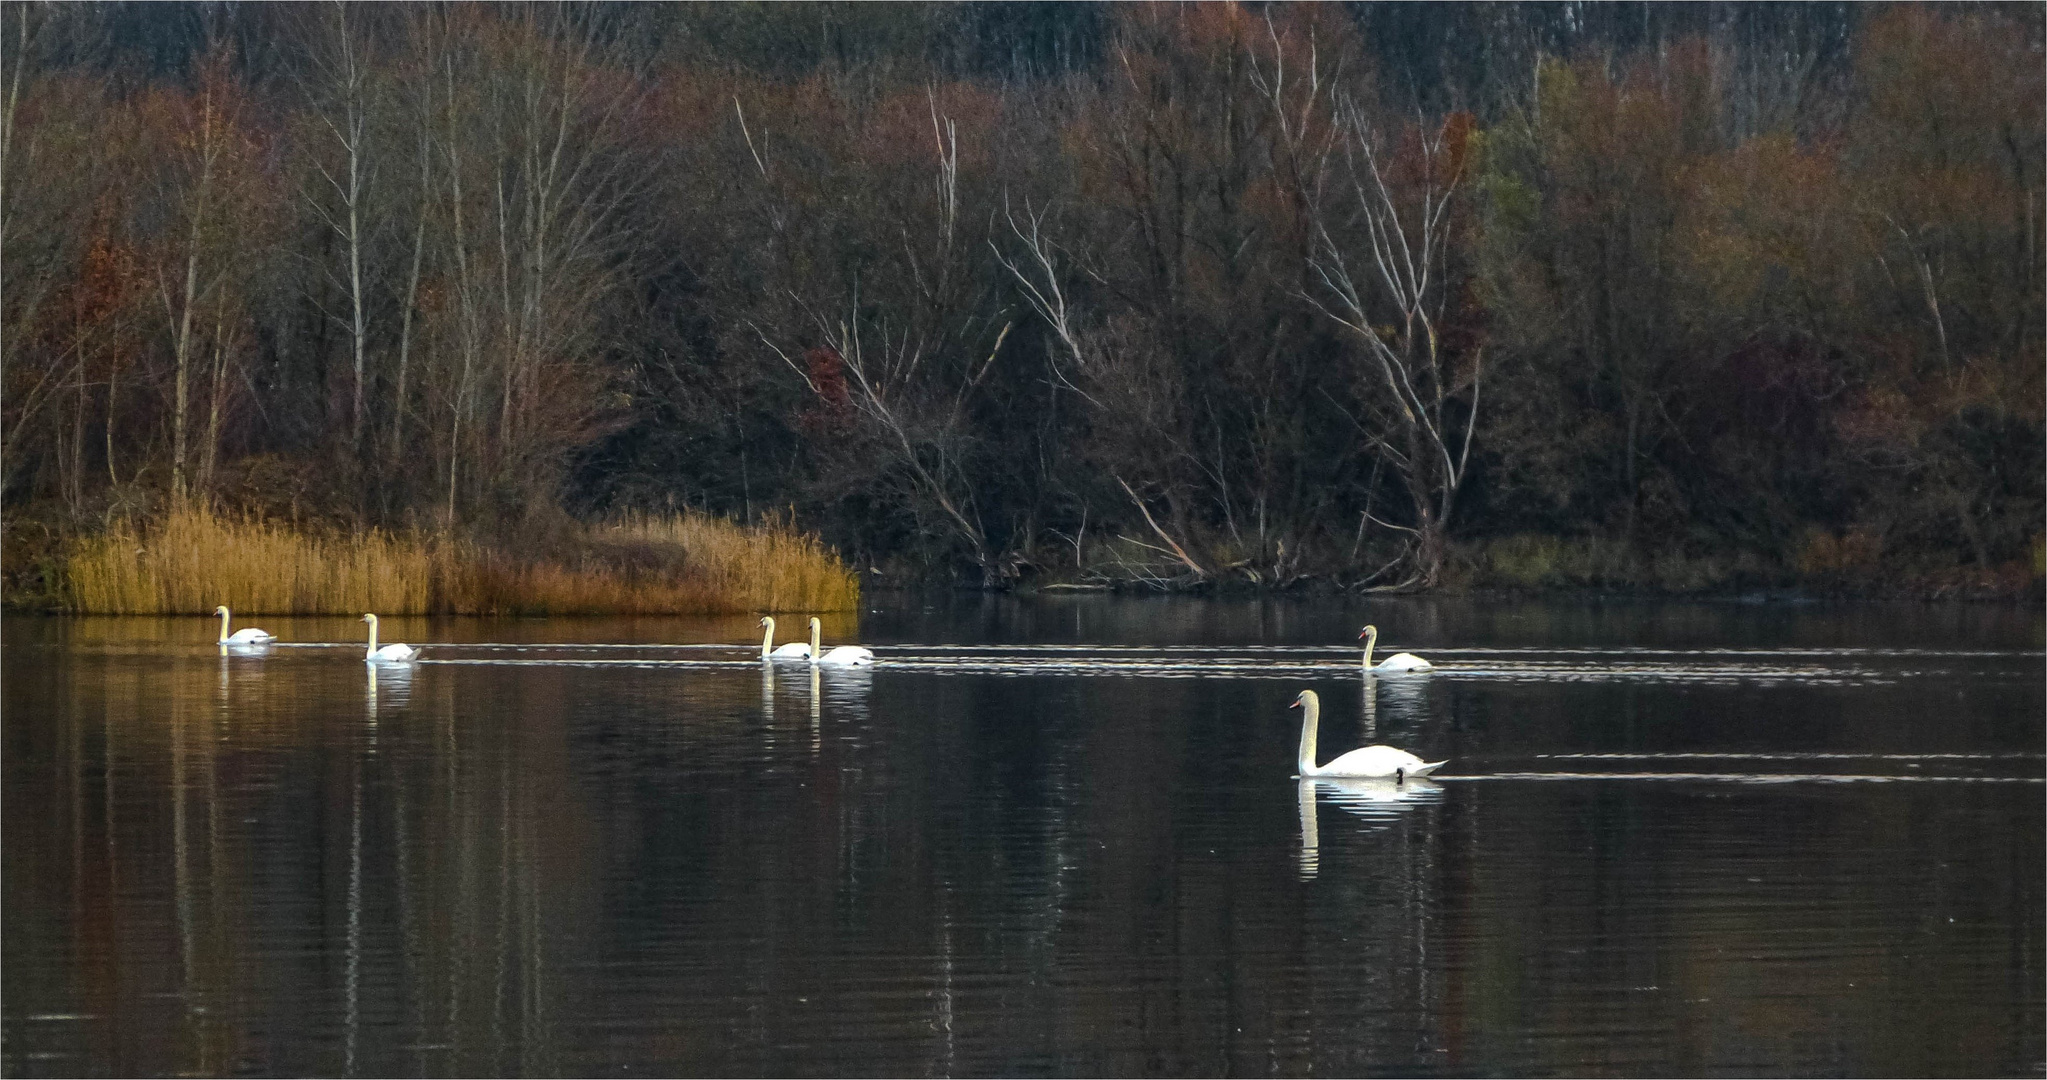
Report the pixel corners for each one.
[4,598,2042,1077]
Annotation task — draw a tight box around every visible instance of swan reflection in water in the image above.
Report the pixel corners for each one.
[814,660,873,716]
[1360,673,1432,740]
[809,665,821,753]
[366,659,416,713]
[1296,776,1445,880]
[814,662,875,751]
[759,661,872,753]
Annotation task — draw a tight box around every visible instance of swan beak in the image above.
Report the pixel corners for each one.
[1357,626,1373,639]
[1287,693,1304,709]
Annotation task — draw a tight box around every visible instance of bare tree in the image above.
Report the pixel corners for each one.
[770,312,1013,581]
[1304,102,1481,587]
[414,7,640,525]
[995,203,1210,581]
[754,93,1024,582]
[153,54,255,503]
[387,40,434,487]
[296,2,377,462]
[0,4,73,498]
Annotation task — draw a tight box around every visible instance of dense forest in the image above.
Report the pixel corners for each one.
[3,2,2041,597]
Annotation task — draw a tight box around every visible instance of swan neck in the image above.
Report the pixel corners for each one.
[365,615,378,658]
[219,608,230,642]
[1297,693,1320,775]
[1361,627,1376,669]
[761,617,775,660]
[809,619,821,660]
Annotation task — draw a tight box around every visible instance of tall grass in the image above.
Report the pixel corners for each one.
[600,511,861,615]
[67,508,434,614]
[64,505,858,615]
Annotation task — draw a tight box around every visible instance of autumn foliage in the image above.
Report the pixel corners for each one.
[2,3,2039,600]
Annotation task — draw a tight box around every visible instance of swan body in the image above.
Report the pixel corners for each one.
[214,605,276,645]
[1316,744,1444,779]
[759,616,812,661]
[1291,689,1444,780]
[1360,625,1432,672]
[809,617,875,667]
[361,613,419,663]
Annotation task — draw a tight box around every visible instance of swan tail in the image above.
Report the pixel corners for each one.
[1410,759,1448,777]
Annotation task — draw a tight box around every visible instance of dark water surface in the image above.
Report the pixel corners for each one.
[5,598,2042,1077]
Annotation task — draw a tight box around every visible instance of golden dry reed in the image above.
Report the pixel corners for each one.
[65,505,858,615]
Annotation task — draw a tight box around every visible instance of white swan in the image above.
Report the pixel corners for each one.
[1291,689,1444,780]
[759,616,812,661]
[361,613,419,663]
[214,605,276,645]
[1360,624,1432,672]
[808,616,874,666]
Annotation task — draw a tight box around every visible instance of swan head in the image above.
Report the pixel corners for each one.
[759,615,771,627]
[1289,689,1318,710]
[215,605,230,616]
[1358,625,1378,642]
[809,616,822,631]
[361,613,376,624]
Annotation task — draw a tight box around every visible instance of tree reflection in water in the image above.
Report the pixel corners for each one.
[2,606,2041,1077]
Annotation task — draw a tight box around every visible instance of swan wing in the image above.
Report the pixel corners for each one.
[370,643,418,663]
[1374,652,1433,672]
[1316,745,1429,778]
[226,627,275,643]
[819,646,874,666]
[770,642,812,659]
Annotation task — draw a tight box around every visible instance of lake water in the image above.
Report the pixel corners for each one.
[4,597,2042,1077]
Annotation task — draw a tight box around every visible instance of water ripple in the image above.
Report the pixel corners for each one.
[377,645,2022,685]
[1535,751,2042,761]
[1440,771,2044,784]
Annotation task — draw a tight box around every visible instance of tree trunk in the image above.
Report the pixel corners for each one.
[1414,507,1446,589]
[199,310,227,496]
[105,350,119,488]
[391,206,424,482]
[170,244,199,500]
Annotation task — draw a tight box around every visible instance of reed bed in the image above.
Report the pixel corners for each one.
[64,506,858,615]
[67,508,433,615]
[598,511,859,615]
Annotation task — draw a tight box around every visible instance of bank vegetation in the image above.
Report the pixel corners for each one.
[3,3,2039,604]
[54,504,858,615]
